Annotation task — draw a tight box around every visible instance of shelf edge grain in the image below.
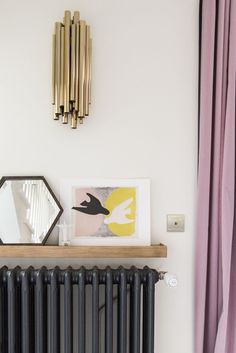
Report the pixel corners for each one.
[0,244,167,258]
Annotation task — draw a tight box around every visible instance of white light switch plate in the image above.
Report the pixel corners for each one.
[167,214,185,232]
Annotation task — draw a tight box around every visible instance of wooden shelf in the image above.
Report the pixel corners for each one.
[0,244,167,258]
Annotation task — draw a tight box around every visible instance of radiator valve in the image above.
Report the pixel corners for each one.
[159,272,178,287]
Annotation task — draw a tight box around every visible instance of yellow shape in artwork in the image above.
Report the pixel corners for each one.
[104,188,136,236]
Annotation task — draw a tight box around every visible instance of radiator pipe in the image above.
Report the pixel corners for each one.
[78,266,86,353]
[105,266,113,353]
[92,267,99,353]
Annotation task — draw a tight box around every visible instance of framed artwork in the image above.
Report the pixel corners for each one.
[59,178,150,246]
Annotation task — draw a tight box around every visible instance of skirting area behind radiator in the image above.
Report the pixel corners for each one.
[0,266,159,353]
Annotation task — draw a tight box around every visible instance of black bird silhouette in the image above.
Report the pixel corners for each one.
[72,193,110,215]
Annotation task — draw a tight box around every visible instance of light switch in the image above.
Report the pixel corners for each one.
[167,214,185,232]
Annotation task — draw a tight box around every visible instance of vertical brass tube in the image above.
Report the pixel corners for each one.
[84,25,90,116]
[62,114,68,125]
[71,111,78,129]
[70,24,76,102]
[74,12,80,113]
[64,11,71,115]
[71,11,79,114]
[73,11,80,24]
[60,26,65,109]
[88,38,92,105]
[55,23,61,118]
[79,21,86,117]
[52,34,56,105]
[75,22,80,111]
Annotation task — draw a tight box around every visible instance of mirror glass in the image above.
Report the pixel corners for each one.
[0,177,63,244]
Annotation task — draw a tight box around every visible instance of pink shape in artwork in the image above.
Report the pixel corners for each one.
[73,188,104,237]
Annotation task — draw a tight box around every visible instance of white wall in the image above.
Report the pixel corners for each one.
[0,1,198,352]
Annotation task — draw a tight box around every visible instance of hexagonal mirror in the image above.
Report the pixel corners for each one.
[0,176,63,244]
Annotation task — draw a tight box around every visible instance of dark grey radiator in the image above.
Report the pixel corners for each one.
[0,266,159,353]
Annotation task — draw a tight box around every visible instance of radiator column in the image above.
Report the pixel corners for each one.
[143,268,155,353]
[78,267,86,353]
[35,267,47,353]
[50,267,60,353]
[118,267,127,353]
[105,267,113,353]
[130,268,141,353]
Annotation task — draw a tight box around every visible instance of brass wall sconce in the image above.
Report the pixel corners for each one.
[52,11,92,129]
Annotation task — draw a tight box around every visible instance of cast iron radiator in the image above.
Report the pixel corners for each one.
[0,266,159,353]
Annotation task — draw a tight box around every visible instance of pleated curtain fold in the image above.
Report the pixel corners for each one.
[196,1,236,353]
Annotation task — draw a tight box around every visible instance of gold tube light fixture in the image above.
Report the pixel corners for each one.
[52,11,92,129]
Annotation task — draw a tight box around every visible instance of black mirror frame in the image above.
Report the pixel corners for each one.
[0,176,63,245]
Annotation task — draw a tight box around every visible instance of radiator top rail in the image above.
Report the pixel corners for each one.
[0,266,160,285]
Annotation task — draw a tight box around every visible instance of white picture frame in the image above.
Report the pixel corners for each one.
[59,178,150,246]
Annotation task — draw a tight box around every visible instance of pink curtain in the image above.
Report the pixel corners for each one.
[196,1,236,353]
